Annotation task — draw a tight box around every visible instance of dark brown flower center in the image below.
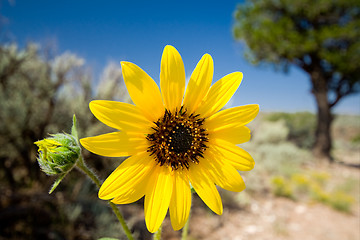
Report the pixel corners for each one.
[146,107,208,170]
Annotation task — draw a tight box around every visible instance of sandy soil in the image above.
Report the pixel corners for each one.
[187,197,359,240]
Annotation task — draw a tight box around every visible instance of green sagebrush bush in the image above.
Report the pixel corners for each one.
[266,112,316,149]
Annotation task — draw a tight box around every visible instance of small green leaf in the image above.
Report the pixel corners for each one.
[190,183,195,194]
[71,114,79,141]
[49,173,66,194]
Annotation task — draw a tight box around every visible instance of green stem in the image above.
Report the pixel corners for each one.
[76,156,101,188]
[108,202,134,240]
[181,211,190,240]
[76,156,134,240]
[153,225,162,240]
[153,224,162,240]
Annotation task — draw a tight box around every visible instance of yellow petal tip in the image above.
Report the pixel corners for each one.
[79,138,87,147]
[120,61,129,68]
[98,186,115,200]
[164,44,175,50]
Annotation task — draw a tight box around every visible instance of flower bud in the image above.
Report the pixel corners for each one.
[35,133,80,175]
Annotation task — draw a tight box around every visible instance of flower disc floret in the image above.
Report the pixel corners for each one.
[147,107,208,170]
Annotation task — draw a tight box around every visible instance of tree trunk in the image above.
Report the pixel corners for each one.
[311,71,333,162]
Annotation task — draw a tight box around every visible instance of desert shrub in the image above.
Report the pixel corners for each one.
[332,115,360,151]
[327,191,355,213]
[0,43,129,239]
[333,115,360,130]
[266,112,316,149]
[271,176,294,199]
[310,184,330,203]
[270,171,356,213]
[291,173,311,195]
[241,119,310,193]
[336,177,359,195]
[251,142,309,176]
[351,134,360,144]
[241,140,310,194]
[310,171,330,186]
[252,120,289,144]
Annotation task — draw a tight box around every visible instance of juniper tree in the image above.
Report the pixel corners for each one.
[233,0,360,161]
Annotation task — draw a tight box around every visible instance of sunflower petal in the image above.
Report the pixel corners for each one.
[211,139,255,171]
[121,61,164,122]
[188,163,223,215]
[99,152,155,200]
[206,104,259,131]
[183,53,213,114]
[111,170,151,204]
[196,72,243,118]
[144,166,174,233]
[203,151,246,192]
[80,132,148,157]
[111,188,145,204]
[209,126,251,145]
[169,170,191,231]
[160,45,185,112]
[89,100,152,132]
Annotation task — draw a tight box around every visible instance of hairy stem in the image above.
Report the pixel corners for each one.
[181,211,190,240]
[153,225,162,240]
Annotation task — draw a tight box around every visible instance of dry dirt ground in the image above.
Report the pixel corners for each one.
[157,161,360,240]
[186,196,359,240]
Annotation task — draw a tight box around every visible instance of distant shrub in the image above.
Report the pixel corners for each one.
[291,173,311,195]
[333,115,360,129]
[310,171,330,186]
[271,176,294,199]
[332,115,360,150]
[310,184,330,203]
[335,177,359,195]
[327,191,355,213]
[252,142,309,176]
[271,171,356,213]
[351,134,360,144]
[252,120,289,144]
[242,119,311,193]
[266,112,316,149]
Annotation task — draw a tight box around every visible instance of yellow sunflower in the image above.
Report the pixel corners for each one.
[80,45,259,233]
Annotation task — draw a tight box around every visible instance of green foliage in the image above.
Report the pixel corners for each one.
[233,0,360,86]
[266,112,316,149]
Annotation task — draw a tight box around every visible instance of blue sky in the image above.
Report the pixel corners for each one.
[1,0,359,114]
